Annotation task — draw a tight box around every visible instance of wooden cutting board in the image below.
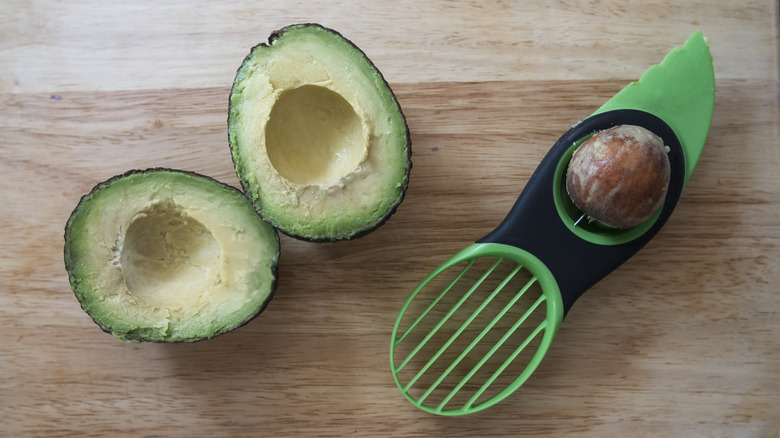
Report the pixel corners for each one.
[2,2,778,436]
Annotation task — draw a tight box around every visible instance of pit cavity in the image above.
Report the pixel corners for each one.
[120,201,220,306]
[265,85,367,186]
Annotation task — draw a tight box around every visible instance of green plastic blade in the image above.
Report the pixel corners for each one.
[593,30,715,187]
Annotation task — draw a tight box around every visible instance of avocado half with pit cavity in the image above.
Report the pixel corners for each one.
[228,23,412,242]
[64,169,280,342]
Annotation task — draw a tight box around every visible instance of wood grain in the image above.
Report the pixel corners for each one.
[2,1,779,437]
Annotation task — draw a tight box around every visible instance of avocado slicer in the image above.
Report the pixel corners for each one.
[390,31,715,416]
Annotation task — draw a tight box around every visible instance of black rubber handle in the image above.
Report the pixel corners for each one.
[478,110,685,316]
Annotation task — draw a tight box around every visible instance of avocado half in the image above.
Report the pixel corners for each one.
[64,169,280,342]
[228,23,412,242]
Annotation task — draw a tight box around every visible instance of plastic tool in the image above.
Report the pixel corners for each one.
[390,31,715,416]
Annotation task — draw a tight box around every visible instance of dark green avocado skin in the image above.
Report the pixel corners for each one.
[227,23,412,243]
[64,168,280,343]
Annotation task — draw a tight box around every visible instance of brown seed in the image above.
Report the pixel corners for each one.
[566,125,670,229]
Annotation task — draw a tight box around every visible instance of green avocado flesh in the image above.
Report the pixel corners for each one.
[228,23,411,242]
[64,169,280,342]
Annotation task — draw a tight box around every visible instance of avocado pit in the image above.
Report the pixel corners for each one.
[566,124,671,229]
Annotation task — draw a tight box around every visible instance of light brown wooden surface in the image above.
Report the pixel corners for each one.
[2,1,779,436]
